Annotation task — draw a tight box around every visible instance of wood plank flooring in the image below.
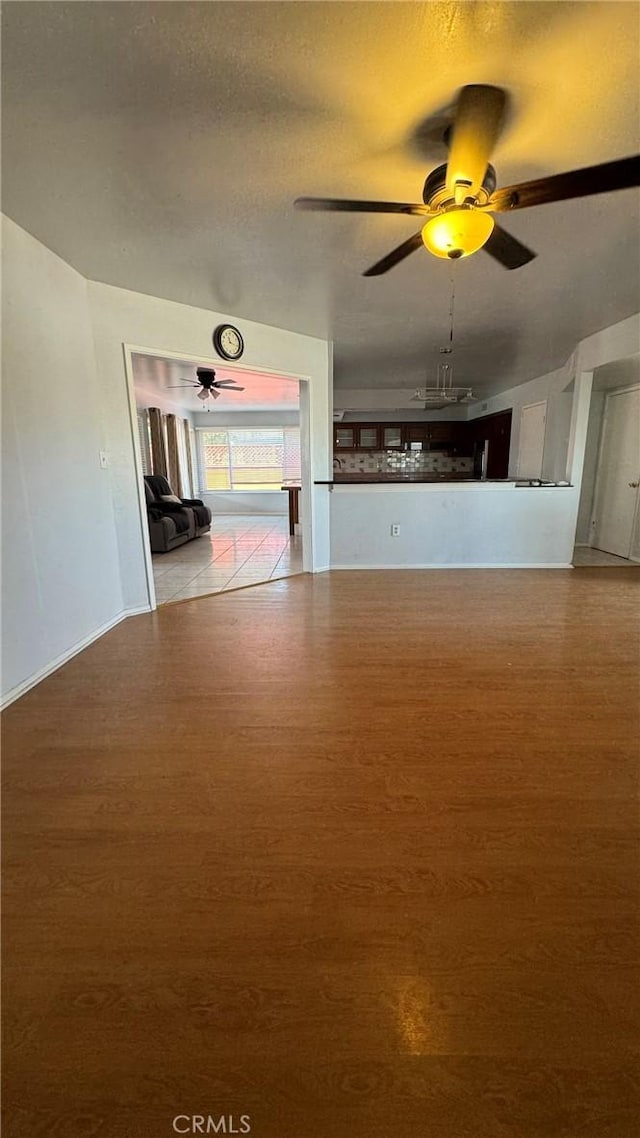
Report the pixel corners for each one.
[3,569,640,1137]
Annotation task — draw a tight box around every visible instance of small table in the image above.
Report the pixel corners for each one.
[281,482,301,536]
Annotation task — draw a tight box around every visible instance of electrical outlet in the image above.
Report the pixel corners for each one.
[99,451,109,469]
[390,524,400,536]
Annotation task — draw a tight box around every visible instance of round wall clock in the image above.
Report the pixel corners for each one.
[213,324,244,361]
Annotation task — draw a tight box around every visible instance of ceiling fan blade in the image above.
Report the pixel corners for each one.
[214,379,242,386]
[488,154,640,212]
[446,85,507,198]
[362,230,425,277]
[295,196,429,217]
[483,223,537,269]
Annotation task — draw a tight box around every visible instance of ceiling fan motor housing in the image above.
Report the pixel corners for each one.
[422,162,497,209]
[196,368,217,388]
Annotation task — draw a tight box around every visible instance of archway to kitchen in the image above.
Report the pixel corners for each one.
[130,349,305,606]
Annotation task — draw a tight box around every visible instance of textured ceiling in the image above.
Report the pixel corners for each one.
[2,2,639,395]
[132,353,300,412]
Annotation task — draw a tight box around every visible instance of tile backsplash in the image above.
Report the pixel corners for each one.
[335,451,473,474]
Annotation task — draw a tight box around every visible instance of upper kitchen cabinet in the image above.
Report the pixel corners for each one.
[381,424,403,449]
[404,423,452,443]
[334,423,382,450]
[356,425,380,449]
[404,423,429,445]
[405,421,472,453]
[334,425,357,449]
[332,420,476,453]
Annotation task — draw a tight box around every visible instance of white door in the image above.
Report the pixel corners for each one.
[592,386,640,558]
[517,401,547,478]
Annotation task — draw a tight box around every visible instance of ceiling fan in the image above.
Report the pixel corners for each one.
[295,85,640,275]
[168,367,245,401]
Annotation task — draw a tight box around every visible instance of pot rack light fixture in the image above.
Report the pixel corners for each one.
[411,271,474,407]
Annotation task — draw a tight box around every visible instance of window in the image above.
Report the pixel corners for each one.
[198,428,301,491]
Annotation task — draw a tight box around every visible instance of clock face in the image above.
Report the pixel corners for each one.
[214,324,244,360]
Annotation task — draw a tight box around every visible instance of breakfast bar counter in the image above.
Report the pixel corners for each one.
[316,474,516,485]
[321,476,577,568]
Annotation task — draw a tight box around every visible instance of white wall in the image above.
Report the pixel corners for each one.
[330,484,576,568]
[88,281,332,608]
[200,492,286,517]
[577,314,640,373]
[193,410,299,429]
[1,217,124,705]
[1,220,330,703]
[468,359,576,480]
[134,384,195,422]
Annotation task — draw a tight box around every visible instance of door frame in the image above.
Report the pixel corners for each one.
[590,382,640,559]
[122,343,312,611]
[516,400,547,479]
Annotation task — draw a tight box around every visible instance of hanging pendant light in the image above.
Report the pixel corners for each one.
[410,271,475,406]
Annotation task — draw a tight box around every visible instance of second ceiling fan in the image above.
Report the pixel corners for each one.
[168,367,245,401]
[295,85,639,275]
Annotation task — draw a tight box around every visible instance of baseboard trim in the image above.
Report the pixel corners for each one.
[329,563,574,571]
[1,604,153,710]
[124,603,154,617]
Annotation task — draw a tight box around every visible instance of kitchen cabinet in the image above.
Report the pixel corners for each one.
[469,410,512,478]
[356,425,380,449]
[335,423,381,449]
[333,420,477,454]
[405,421,472,453]
[381,425,403,449]
[404,423,429,445]
[335,426,356,449]
[428,423,454,443]
[404,423,453,444]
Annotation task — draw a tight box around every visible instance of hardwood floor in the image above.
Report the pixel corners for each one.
[3,569,639,1137]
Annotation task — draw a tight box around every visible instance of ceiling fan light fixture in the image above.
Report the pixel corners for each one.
[421,206,494,260]
[197,389,210,400]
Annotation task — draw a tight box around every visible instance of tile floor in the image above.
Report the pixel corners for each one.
[573,544,637,567]
[152,515,303,605]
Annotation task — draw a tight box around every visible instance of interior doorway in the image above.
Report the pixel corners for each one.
[126,347,309,606]
[517,401,547,479]
[574,356,640,567]
[591,385,640,559]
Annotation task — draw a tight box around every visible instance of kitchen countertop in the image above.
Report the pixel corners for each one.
[315,473,513,485]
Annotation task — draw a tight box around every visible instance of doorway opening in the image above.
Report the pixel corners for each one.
[573,356,640,567]
[127,348,308,606]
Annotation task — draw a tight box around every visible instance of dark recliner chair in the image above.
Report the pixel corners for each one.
[144,475,212,538]
[144,480,194,553]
